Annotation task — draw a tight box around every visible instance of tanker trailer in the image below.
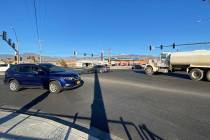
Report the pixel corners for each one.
[144,50,210,81]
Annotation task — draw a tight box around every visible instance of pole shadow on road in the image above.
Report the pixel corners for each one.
[163,72,189,80]
[89,71,111,139]
[0,72,164,140]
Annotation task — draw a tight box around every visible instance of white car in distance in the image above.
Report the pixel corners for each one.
[0,64,11,73]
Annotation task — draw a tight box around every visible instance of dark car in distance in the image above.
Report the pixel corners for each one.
[83,65,110,74]
[4,63,82,94]
[131,64,145,70]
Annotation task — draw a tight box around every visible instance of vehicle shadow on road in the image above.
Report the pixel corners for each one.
[133,69,190,80]
[133,69,146,74]
[162,72,189,80]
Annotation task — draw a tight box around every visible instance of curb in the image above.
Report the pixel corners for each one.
[0,109,98,140]
[0,106,123,140]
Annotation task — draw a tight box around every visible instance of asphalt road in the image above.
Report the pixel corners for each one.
[0,70,210,140]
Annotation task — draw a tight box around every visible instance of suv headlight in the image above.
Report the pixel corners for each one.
[64,77,74,80]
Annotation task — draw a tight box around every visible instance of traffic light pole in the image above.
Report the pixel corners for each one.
[1,31,19,64]
[38,39,42,63]
[11,27,20,64]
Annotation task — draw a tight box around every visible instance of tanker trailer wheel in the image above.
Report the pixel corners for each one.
[189,68,204,81]
[206,70,210,82]
[145,66,154,75]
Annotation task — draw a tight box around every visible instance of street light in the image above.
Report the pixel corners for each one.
[10,26,20,64]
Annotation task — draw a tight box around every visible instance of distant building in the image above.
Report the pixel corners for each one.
[108,58,145,66]
[76,59,109,68]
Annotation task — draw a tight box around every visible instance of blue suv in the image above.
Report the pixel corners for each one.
[4,63,82,93]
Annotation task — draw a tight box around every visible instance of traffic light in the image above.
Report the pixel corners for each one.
[73,51,76,56]
[11,43,15,49]
[84,53,86,56]
[8,39,12,46]
[149,45,152,51]
[91,53,94,57]
[2,31,7,41]
[172,43,176,49]
[14,55,17,61]
[160,45,163,50]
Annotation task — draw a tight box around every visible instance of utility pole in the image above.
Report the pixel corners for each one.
[1,31,19,64]
[10,27,20,64]
[38,39,42,63]
[108,48,111,64]
[33,0,42,63]
[101,49,104,62]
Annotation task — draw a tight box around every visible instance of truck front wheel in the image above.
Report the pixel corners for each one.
[145,66,154,75]
[189,68,204,81]
[206,70,210,82]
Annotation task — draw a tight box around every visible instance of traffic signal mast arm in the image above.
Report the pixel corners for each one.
[1,31,18,52]
[149,41,210,51]
[73,51,100,57]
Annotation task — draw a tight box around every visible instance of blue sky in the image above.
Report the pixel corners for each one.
[0,0,210,57]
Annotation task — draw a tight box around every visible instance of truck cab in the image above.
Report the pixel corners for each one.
[144,52,171,75]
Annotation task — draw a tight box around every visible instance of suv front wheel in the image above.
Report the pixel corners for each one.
[9,80,20,92]
[49,81,61,94]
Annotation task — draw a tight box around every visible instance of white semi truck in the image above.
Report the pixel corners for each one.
[144,50,210,81]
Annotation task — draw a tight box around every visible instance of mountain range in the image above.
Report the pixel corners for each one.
[0,53,156,62]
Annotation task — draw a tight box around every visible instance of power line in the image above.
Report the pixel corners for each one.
[33,0,40,41]
[33,0,42,63]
